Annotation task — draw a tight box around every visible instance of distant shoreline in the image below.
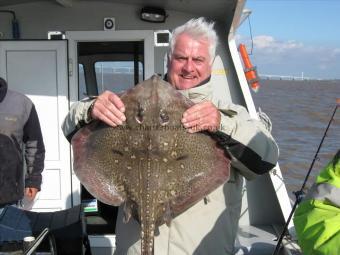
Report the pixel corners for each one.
[259,79,340,85]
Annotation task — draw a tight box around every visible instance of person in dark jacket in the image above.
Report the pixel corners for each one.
[0,77,45,213]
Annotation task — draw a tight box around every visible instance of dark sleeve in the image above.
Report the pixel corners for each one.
[23,104,45,190]
[211,131,277,175]
[61,99,95,143]
[213,103,279,180]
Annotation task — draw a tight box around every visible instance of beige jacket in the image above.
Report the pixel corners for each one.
[62,78,278,255]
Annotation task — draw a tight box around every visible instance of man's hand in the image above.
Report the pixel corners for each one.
[182,101,221,133]
[91,91,126,127]
[25,187,39,201]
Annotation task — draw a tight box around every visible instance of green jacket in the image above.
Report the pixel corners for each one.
[293,150,340,255]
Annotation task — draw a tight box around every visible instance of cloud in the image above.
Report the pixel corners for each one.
[253,35,303,52]
[331,48,340,57]
[236,34,340,79]
[252,35,275,48]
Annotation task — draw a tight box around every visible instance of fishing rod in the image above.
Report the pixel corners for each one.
[272,98,340,255]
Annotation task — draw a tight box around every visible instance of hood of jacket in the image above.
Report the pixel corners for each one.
[0,77,8,102]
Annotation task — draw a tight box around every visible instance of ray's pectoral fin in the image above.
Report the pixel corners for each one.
[71,121,127,206]
[170,144,230,216]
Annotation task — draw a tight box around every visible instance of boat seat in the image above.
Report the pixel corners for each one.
[0,205,91,255]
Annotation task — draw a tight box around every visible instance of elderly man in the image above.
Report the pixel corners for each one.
[62,17,278,255]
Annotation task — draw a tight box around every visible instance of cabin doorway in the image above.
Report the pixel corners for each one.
[66,31,154,239]
[78,40,144,235]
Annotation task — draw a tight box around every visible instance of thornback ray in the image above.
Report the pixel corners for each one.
[71,75,231,255]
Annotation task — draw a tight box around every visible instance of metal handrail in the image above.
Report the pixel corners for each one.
[24,228,57,255]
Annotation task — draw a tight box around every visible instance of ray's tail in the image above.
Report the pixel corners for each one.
[140,199,156,255]
[139,166,156,255]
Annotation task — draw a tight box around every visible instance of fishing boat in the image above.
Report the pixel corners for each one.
[0,0,301,254]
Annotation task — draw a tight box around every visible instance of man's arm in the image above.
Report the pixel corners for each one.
[62,91,125,142]
[23,104,45,197]
[62,98,95,142]
[217,103,278,179]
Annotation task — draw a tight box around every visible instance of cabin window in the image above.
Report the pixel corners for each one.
[77,41,145,99]
[94,61,143,94]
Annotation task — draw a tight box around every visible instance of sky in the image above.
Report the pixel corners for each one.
[236,0,340,80]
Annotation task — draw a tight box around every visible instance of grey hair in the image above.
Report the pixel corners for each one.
[169,17,218,64]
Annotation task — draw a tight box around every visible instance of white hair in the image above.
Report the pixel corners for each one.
[169,17,218,64]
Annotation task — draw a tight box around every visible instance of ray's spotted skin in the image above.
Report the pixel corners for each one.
[71,75,230,255]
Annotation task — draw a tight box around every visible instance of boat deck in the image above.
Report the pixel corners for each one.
[236,224,301,255]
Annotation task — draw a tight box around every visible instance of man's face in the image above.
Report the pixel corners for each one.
[168,33,212,90]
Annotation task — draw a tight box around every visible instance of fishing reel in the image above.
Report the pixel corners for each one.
[293,190,305,204]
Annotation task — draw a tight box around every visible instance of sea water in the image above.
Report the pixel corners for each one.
[252,79,340,200]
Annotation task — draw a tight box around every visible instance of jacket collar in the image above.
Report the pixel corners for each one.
[163,74,211,88]
[163,74,213,103]
[0,77,8,102]
[177,76,213,103]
